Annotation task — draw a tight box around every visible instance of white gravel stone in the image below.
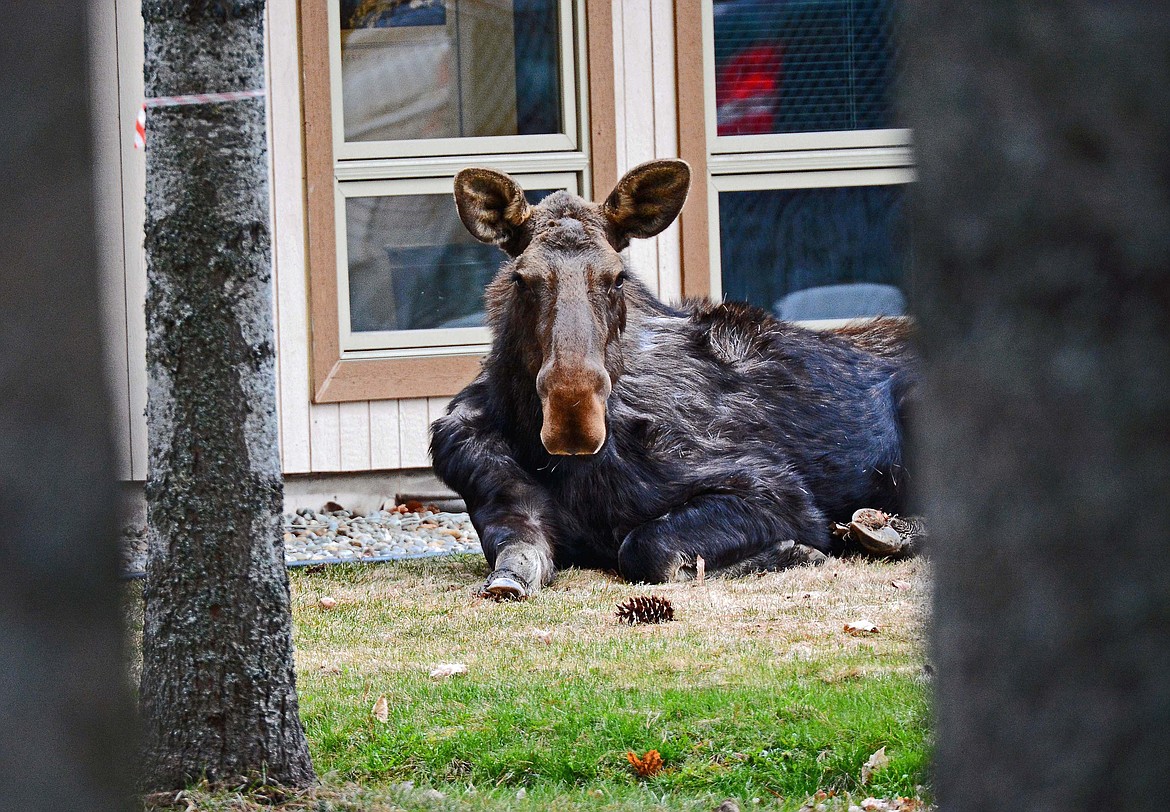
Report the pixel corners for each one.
[119,505,482,576]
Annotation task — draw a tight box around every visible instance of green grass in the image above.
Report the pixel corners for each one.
[136,555,933,811]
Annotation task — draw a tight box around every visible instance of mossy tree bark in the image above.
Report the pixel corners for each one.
[0,6,134,810]
[138,0,315,791]
[903,2,1170,808]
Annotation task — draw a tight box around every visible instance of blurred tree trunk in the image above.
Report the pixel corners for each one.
[0,4,134,811]
[903,2,1170,808]
[137,0,315,790]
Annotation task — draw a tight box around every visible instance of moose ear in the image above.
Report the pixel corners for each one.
[453,168,534,257]
[601,159,691,250]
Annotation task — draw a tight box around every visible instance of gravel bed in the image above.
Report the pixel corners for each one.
[119,505,482,578]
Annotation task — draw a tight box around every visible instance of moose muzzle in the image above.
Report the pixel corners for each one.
[536,364,611,455]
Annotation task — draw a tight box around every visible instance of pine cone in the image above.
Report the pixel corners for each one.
[616,595,675,624]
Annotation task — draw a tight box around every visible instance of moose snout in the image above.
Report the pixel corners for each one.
[536,364,611,456]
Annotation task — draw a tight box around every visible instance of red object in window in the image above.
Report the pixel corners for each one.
[720,44,783,100]
[716,44,784,135]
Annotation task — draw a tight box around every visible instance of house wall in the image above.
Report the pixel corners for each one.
[94,0,683,480]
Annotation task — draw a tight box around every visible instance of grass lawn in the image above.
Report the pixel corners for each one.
[133,555,932,811]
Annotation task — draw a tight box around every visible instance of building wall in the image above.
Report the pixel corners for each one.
[94,0,684,480]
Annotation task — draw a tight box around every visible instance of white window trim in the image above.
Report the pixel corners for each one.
[328,0,582,161]
[335,171,580,355]
[706,167,916,303]
[697,0,913,307]
[700,0,909,157]
[324,0,591,364]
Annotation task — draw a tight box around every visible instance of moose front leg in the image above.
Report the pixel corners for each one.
[431,398,561,600]
[617,490,829,584]
[473,506,558,600]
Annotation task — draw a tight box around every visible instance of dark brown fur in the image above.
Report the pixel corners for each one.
[433,160,917,598]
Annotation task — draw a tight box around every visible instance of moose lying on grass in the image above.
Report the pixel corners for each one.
[431,160,919,599]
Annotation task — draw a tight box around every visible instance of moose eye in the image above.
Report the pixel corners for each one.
[613,273,627,290]
[511,271,526,287]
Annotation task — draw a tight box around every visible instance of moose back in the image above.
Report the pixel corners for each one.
[430,160,917,598]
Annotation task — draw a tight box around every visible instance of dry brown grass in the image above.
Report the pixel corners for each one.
[289,555,930,691]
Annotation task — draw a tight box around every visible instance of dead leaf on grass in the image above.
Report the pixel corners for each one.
[531,628,553,645]
[844,620,879,636]
[430,662,468,679]
[319,661,341,674]
[318,596,338,609]
[626,749,664,777]
[372,695,389,723]
[696,555,706,585]
[860,746,889,784]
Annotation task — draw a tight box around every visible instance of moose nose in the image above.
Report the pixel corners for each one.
[536,363,611,456]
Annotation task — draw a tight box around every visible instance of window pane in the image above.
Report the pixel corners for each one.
[347,189,555,333]
[339,0,563,143]
[713,0,897,136]
[718,185,910,320]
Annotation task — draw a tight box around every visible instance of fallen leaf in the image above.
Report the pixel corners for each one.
[430,662,468,679]
[372,695,389,723]
[531,628,552,645]
[860,746,889,784]
[319,661,341,674]
[844,620,879,635]
[626,749,664,777]
[695,555,706,585]
[318,596,338,609]
[891,580,911,590]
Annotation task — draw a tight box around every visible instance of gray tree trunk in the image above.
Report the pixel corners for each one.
[902,2,1170,808]
[138,0,315,790]
[0,5,134,811]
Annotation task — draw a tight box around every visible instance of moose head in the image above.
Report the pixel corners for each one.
[453,160,691,456]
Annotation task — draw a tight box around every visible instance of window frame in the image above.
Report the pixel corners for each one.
[676,0,914,302]
[301,0,618,404]
[334,171,578,355]
[327,0,582,160]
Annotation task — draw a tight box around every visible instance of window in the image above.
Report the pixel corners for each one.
[677,0,913,324]
[302,0,614,402]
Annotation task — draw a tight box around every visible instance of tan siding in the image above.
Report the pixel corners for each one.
[91,0,132,480]
[369,399,402,469]
[650,0,682,303]
[115,0,148,479]
[398,399,431,469]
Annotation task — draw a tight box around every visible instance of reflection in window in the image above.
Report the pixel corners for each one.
[347,189,555,332]
[719,185,910,320]
[713,0,897,136]
[339,0,563,142]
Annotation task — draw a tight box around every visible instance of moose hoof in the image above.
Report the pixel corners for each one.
[481,573,528,601]
[848,508,920,557]
[800,545,829,566]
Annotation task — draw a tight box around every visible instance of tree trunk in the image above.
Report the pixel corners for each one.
[138,0,315,790]
[903,2,1170,808]
[0,5,134,811]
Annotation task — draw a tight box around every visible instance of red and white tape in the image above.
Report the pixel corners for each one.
[133,88,266,150]
[133,106,146,150]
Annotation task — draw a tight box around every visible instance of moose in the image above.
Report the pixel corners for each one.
[430,160,918,599]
